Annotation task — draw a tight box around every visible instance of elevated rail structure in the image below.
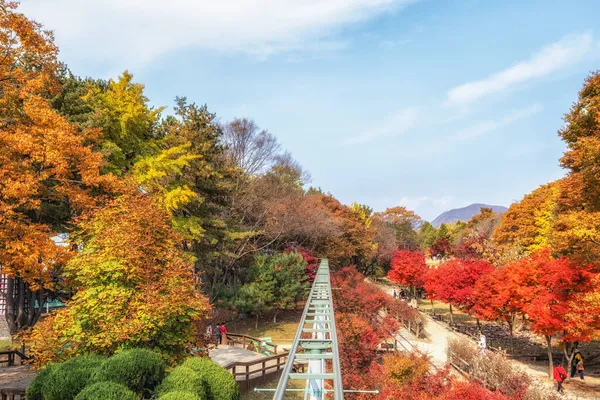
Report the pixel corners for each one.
[273,259,344,400]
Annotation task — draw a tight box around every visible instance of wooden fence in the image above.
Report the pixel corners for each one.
[0,349,29,367]
[225,333,279,355]
[223,352,305,392]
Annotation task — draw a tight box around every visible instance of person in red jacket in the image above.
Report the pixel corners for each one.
[553,360,567,392]
[220,323,227,345]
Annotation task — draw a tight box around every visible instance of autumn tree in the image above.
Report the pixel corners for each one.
[424,258,494,324]
[28,191,210,366]
[551,71,600,263]
[494,182,559,254]
[0,1,116,334]
[379,206,420,251]
[84,71,163,173]
[472,266,524,350]
[387,250,427,296]
[521,250,595,377]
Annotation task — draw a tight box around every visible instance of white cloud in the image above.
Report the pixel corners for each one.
[446,33,593,106]
[453,103,543,141]
[344,107,420,145]
[20,0,417,70]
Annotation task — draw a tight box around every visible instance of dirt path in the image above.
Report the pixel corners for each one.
[377,283,600,399]
[0,365,34,390]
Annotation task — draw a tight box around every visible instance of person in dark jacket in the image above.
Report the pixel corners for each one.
[572,351,584,380]
[553,360,567,392]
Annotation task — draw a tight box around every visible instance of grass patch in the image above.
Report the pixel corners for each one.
[0,339,12,351]
[228,310,301,343]
[240,376,305,400]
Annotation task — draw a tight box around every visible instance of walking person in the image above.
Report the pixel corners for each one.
[392,289,397,299]
[553,360,567,393]
[215,323,222,346]
[220,322,227,345]
[572,351,585,380]
[478,332,487,354]
[205,324,213,342]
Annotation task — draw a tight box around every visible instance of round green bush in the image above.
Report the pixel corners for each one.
[181,358,239,400]
[92,348,165,395]
[156,366,207,399]
[43,355,104,400]
[26,364,55,400]
[158,391,201,400]
[74,381,137,400]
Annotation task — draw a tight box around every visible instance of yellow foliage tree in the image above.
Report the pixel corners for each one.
[28,190,210,366]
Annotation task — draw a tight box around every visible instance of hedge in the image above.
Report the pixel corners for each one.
[74,381,137,400]
[92,348,166,395]
[158,391,202,400]
[42,355,104,400]
[181,358,239,400]
[156,366,208,399]
[26,364,55,400]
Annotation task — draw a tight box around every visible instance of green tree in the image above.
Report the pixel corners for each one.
[133,98,246,293]
[418,221,437,249]
[235,252,308,326]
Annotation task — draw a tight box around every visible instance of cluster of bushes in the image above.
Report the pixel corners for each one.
[448,337,561,400]
[27,349,239,400]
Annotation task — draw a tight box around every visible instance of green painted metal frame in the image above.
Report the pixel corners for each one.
[273,259,344,400]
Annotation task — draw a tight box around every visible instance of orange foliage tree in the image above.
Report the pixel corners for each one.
[552,72,600,263]
[0,0,116,334]
[28,191,210,366]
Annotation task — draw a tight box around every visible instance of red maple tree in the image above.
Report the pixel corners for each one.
[387,250,428,296]
[424,258,494,323]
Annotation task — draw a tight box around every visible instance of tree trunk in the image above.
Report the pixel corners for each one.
[4,278,47,335]
[5,277,16,334]
[430,299,435,315]
[273,309,279,324]
[507,319,514,355]
[16,279,26,329]
[546,335,554,378]
[563,340,579,381]
[449,304,454,325]
[255,314,259,330]
[476,318,481,332]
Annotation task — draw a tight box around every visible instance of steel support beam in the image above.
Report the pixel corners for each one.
[272,259,344,400]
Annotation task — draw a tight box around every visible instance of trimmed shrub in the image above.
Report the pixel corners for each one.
[92,348,166,396]
[26,365,55,400]
[181,358,239,400]
[74,381,137,400]
[157,366,207,399]
[158,392,202,400]
[43,355,104,400]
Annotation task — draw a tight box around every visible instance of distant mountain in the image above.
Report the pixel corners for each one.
[431,203,508,228]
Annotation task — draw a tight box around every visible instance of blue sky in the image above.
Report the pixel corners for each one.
[21,0,600,221]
